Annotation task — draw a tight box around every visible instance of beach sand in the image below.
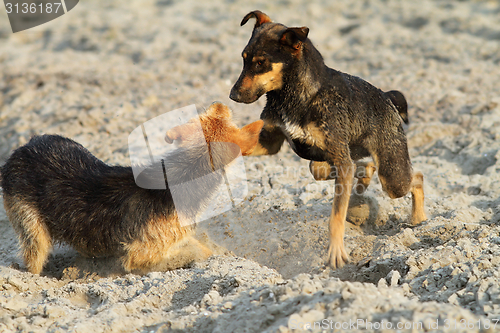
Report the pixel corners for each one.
[1,0,500,331]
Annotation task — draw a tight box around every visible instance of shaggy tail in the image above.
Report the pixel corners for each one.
[385,90,409,125]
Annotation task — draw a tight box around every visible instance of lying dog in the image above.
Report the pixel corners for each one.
[0,102,263,274]
[230,10,426,268]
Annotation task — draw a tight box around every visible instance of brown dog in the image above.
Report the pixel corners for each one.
[230,11,426,268]
[0,102,263,274]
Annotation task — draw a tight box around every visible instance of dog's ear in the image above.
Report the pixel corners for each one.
[241,10,272,29]
[280,27,309,50]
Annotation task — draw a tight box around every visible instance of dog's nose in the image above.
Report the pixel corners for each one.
[229,87,241,102]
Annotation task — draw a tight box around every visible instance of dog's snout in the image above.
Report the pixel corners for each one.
[230,81,259,104]
[229,87,241,102]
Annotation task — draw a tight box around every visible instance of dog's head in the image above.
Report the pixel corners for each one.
[229,11,309,104]
[165,102,264,156]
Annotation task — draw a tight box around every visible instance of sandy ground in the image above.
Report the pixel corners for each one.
[1,0,500,332]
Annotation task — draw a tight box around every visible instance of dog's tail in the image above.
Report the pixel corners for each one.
[385,90,408,125]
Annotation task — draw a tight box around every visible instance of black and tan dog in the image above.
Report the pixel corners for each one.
[0,102,263,274]
[230,11,426,268]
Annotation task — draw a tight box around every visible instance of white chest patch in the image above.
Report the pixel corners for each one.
[280,118,327,150]
[282,121,306,140]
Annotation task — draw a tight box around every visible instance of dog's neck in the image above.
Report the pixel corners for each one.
[265,41,329,117]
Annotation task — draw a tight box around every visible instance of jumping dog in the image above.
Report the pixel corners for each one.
[0,102,263,274]
[230,11,426,268]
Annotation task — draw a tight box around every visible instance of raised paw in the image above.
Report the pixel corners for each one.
[309,161,335,181]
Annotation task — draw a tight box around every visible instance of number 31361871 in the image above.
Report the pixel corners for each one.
[5,2,62,14]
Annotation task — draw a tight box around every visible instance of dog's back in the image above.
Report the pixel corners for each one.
[1,135,149,258]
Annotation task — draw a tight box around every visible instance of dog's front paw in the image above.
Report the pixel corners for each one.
[327,240,349,269]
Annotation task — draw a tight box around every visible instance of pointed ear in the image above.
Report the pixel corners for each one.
[238,120,264,155]
[206,101,232,119]
[241,10,272,29]
[280,27,309,50]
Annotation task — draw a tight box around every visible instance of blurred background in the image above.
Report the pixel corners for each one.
[1,0,499,166]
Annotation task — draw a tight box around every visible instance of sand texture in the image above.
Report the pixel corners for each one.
[1,0,500,332]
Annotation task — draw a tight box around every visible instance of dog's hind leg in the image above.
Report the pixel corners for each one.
[410,171,427,225]
[371,137,427,225]
[309,161,335,180]
[3,196,52,274]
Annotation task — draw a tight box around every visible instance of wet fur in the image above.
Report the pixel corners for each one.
[230,11,426,269]
[0,103,263,274]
